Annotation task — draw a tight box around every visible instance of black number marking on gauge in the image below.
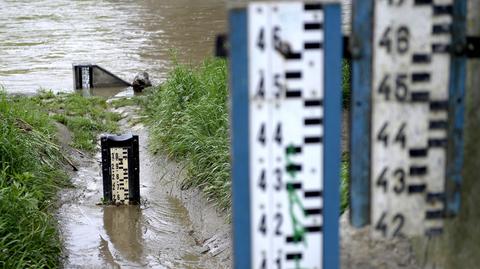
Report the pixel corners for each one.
[371,0,454,238]
[248,2,326,268]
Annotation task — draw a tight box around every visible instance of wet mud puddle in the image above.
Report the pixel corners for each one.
[57,105,228,268]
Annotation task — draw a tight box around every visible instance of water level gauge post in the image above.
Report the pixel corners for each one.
[229,2,342,269]
[72,63,132,90]
[101,134,140,205]
[350,0,467,238]
[73,64,94,89]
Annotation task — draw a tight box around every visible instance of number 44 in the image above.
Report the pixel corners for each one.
[377,122,406,148]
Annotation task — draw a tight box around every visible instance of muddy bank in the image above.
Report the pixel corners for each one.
[56,104,231,268]
[340,211,420,269]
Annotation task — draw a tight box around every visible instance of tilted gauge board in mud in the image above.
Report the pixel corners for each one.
[101,134,140,205]
[370,0,461,238]
[229,2,341,269]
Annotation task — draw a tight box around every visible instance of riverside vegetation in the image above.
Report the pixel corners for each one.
[142,58,351,216]
[0,58,349,267]
[143,59,232,213]
[0,90,118,268]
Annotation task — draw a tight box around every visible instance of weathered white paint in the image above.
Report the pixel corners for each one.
[249,2,324,268]
[371,0,453,238]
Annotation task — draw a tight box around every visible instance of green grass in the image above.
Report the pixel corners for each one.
[143,59,231,212]
[143,58,351,215]
[0,90,119,268]
[110,96,143,108]
[0,92,67,268]
[30,91,120,151]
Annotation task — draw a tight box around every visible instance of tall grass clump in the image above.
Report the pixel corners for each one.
[144,57,351,214]
[144,59,231,212]
[0,92,68,268]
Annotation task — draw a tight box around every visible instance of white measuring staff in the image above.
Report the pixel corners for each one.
[110,147,130,204]
[248,2,324,268]
[371,0,453,238]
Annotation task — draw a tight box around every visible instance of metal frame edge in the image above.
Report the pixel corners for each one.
[229,8,251,269]
[349,0,373,227]
[446,0,467,217]
[323,4,342,269]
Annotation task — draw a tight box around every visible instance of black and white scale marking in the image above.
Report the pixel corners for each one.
[81,66,90,89]
[371,0,453,238]
[248,2,324,268]
[110,147,130,204]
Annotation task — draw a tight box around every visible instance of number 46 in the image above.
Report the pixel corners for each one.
[379,26,410,54]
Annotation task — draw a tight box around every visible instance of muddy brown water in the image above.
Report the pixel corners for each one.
[0,0,352,96]
[0,0,226,94]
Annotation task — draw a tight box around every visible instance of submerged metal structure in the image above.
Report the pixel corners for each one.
[73,63,131,89]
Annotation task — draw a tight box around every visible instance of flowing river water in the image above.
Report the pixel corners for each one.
[0,0,350,95]
[0,0,226,94]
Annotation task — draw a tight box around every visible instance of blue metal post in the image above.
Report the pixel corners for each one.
[323,4,342,269]
[230,3,343,268]
[446,0,467,216]
[349,0,373,227]
[228,8,251,269]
